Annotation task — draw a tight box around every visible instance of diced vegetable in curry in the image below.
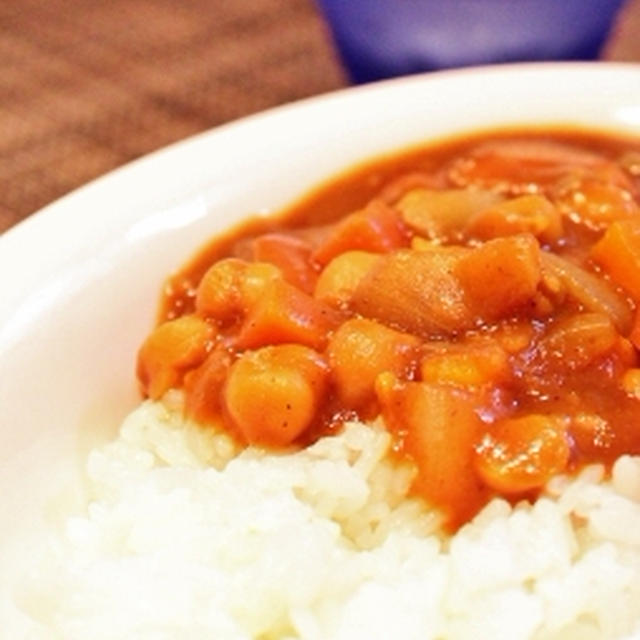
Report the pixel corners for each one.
[137,129,640,529]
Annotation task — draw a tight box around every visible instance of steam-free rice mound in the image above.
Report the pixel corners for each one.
[20,395,640,639]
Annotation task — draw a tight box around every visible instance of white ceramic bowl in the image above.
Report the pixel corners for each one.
[2,62,640,629]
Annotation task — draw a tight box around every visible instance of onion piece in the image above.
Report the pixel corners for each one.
[351,248,473,337]
[540,251,632,334]
[396,188,503,241]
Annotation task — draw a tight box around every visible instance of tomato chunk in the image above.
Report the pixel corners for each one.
[251,233,317,293]
[312,199,409,265]
[184,347,233,426]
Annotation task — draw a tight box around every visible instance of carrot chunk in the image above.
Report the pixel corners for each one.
[311,199,408,266]
[137,315,215,399]
[474,414,570,494]
[235,279,341,351]
[224,345,329,447]
[376,375,486,529]
[455,234,542,321]
[420,340,511,389]
[465,194,562,243]
[591,219,640,302]
[326,318,421,411]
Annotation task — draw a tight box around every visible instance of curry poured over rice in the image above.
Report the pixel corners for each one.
[138,129,640,529]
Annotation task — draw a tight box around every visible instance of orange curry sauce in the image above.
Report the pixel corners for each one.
[137,128,640,530]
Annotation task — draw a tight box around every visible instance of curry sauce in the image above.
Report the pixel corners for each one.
[138,127,640,528]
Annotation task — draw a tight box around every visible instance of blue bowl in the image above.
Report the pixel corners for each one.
[316,0,626,83]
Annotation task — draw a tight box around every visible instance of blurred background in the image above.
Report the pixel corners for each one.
[1,0,639,233]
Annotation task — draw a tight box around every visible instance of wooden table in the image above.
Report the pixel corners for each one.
[1,0,638,233]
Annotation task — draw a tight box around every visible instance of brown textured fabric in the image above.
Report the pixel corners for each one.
[1,0,638,233]
[0,0,346,231]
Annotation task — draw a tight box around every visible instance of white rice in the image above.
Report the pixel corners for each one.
[16,395,640,639]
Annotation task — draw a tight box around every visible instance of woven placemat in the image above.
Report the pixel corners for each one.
[1,0,638,233]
